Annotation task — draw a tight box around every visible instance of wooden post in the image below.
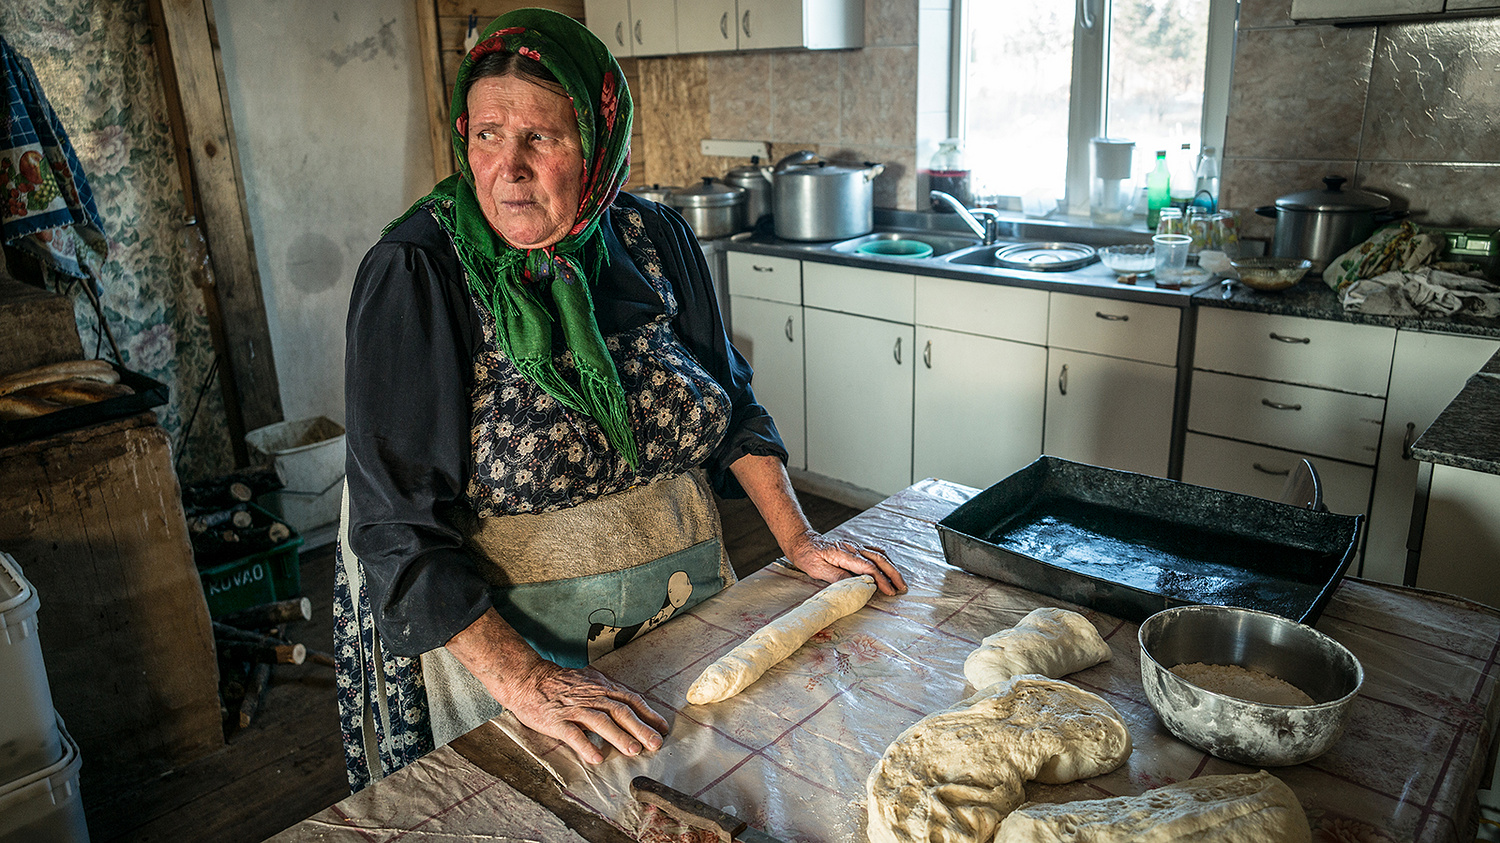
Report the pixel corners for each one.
[415,0,453,184]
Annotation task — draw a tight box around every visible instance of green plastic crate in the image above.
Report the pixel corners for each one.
[196,506,304,619]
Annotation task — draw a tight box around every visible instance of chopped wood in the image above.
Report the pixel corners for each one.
[217,597,312,630]
[215,638,305,666]
[238,662,272,730]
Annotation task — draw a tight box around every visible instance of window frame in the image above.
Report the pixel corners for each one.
[952,0,1238,216]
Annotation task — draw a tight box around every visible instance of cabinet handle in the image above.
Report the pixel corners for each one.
[615,21,625,46]
[1252,462,1291,477]
[634,19,643,44]
[1402,421,1416,460]
[1269,332,1310,344]
[923,340,932,369]
[1095,311,1128,321]
[720,11,729,38]
[784,316,794,342]
[1058,363,1068,395]
[752,264,775,272]
[893,336,902,365]
[1261,398,1302,411]
[742,9,751,37]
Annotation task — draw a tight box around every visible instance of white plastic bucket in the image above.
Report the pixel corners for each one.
[0,552,61,784]
[244,416,346,494]
[0,717,88,843]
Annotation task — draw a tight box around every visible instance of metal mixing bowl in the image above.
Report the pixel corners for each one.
[1229,257,1313,292]
[1139,605,1362,766]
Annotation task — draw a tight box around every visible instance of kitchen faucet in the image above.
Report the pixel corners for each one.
[930,190,1001,245]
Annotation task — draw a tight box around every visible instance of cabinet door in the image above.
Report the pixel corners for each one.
[726,252,800,304]
[1181,432,1374,518]
[803,262,914,323]
[736,0,805,50]
[914,276,1048,346]
[586,0,634,57]
[804,309,913,495]
[630,0,678,56]
[678,0,739,53]
[730,296,805,470]
[1043,349,1174,478]
[1415,464,1500,606]
[914,327,1046,490]
[1364,331,1500,584]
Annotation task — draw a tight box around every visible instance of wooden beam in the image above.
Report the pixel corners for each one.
[416,0,454,184]
[152,0,283,456]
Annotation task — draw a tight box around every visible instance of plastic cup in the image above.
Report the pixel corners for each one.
[1152,233,1192,289]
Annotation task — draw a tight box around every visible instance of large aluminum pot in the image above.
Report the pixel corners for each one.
[723,160,772,229]
[762,152,885,242]
[665,177,747,240]
[1255,176,1403,270]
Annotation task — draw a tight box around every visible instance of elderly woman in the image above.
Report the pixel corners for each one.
[335,8,905,791]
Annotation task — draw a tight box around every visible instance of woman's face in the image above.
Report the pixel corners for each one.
[466,74,585,249]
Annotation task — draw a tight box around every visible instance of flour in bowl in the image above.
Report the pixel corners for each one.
[1169,662,1315,706]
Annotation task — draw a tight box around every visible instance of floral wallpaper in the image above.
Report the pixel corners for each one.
[3,0,233,482]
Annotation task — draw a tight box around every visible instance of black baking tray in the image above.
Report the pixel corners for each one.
[936,457,1362,625]
[0,363,169,446]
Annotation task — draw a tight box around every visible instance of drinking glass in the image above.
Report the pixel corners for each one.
[1152,233,1192,289]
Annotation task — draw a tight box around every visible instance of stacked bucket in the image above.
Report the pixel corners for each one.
[0,551,89,843]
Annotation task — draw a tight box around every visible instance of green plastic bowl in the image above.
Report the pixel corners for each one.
[857,239,935,259]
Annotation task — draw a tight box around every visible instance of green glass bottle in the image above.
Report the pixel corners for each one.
[1146,149,1171,229]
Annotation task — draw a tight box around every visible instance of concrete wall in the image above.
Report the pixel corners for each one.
[216,0,434,427]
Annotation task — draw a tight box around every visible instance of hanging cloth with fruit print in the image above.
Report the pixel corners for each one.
[0,36,108,290]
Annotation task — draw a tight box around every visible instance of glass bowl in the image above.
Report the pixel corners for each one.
[1229,257,1314,292]
[1098,244,1156,275]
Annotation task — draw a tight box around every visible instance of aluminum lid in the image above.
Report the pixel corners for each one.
[666,177,745,209]
[1276,176,1390,213]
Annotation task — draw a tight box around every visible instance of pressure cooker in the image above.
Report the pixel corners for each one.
[1256,176,1403,270]
[761,151,885,242]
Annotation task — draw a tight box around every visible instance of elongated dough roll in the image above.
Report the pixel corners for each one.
[686,574,876,705]
[19,377,134,406]
[964,608,1111,690]
[0,359,118,398]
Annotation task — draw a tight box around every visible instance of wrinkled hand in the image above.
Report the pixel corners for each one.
[503,661,669,765]
[785,531,907,596]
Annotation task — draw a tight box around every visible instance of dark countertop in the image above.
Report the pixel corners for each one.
[1192,276,1500,340]
[1412,353,1500,476]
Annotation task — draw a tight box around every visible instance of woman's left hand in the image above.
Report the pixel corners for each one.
[785,531,907,596]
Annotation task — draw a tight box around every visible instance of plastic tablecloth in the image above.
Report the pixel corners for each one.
[278,478,1500,842]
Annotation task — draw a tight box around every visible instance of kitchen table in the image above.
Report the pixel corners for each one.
[270,478,1500,842]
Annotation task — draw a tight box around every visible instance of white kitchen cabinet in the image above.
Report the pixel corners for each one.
[586,0,634,56]
[1195,309,1396,397]
[727,252,800,303]
[1181,433,1374,517]
[677,0,740,53]
[585,0,676,57]
[1048,293,1178,367]
[803,262,913,323]
[804,307,913,496]
[1043,347,1176,478]
[1364,330,1500,584]
[1187,370,1385,466]
[730,295,805,470]
[1413,464,1500,606]
[595,0,861,57]
[1291,0,1442,21]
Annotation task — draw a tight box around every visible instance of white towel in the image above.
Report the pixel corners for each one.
[1340,267,1500,317]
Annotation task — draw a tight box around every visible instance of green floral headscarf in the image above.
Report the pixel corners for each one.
[390,8,638,468]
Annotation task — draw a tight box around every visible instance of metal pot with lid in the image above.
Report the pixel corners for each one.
[722,157,772,229]
[665,177,748,240]
[1255,176,1404,270]
[761,151,885,242]
[628,183,677,205]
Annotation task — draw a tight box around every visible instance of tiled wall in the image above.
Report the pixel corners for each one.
[1224,0,1500,244]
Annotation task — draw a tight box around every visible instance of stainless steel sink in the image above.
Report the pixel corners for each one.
[828,230,980,259]
[945,241,1100,272]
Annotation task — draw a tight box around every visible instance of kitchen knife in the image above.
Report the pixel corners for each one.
[629,776,787,843]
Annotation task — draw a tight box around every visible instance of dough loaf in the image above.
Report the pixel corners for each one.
[964,607,1111,690]
[995,770,1310,843]
[865,675,1132,843]
[685,574,876,705]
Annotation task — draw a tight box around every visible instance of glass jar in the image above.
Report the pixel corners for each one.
[926,139,971,210]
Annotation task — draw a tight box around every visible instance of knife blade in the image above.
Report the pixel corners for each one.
[629,776,787,843]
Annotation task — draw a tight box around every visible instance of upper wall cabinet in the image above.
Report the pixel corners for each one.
[591,0,862,58]
[1290,0,1500,23]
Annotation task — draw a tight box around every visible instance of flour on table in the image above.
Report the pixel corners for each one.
[964,607,1111,690]
[1169,663,1315,707]
[865,675,1132,843]
[995,770,1310,842]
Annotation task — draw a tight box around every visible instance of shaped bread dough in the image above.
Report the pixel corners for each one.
[686,574,876,705]
[866,675,1132,843]
[964,607,1111,690]
[995,771,1310,843]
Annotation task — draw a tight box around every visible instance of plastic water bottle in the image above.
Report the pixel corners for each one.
[1169,143,1196,208]
[1146,150,1171,229]
[1193,147,1220,210]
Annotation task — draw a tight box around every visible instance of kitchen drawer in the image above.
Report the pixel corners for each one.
[915,276,1048,345]
[1194,308,1396,396]
[1188,370,1385,465]
[1181,432,1374,518]
[803,262,914,324]
[1047,292,1179,366]
[726,252,801,304]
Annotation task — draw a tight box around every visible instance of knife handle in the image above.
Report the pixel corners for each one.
[630,776,747,843]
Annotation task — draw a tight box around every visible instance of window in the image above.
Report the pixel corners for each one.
[956,0,1235,216]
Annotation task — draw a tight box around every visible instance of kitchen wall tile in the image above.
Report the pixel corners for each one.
[1221,157,1358,243]
[636,55,716,188]
[866,0,919,47]
[770,51,842,144]
[840,46,919,149]
[706,51,772,140]
[1362,18,1500,164]
[1238,0,1296,29]
[825,143,918,210]
[1224,26,1374,161]
[1358,161,1500,229]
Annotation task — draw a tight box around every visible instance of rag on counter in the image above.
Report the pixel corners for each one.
[1,36,107,289]
[1324,221,1499,318]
